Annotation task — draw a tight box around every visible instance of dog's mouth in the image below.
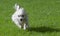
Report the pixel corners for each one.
[20,19,23,21]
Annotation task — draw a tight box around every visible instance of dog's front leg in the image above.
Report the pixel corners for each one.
[14,20,22,29]
[23,23,29,30]
[16,23,22,29]
[23,23,27,30]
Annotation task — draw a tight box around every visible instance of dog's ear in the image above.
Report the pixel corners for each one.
[14,3,20,11]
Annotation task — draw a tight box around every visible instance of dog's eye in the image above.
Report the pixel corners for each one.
[22,15,24,17]
[18,15,24,17]
[18,15,20,17]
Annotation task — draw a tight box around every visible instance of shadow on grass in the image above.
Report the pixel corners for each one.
[28,26,60,32]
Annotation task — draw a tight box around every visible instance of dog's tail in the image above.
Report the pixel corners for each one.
[14,3,20,11]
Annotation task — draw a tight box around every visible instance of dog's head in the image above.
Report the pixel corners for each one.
[14,3,26,22]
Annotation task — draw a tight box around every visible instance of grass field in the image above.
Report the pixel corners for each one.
[0,0,60,36]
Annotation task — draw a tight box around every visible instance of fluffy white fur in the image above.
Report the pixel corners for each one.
[12,3,29,30]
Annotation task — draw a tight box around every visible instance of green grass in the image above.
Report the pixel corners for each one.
[0,0,60,36]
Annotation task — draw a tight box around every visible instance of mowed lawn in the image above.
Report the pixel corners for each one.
[0,0,60,36]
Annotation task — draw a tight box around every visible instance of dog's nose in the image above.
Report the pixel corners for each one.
[20,19,23,21]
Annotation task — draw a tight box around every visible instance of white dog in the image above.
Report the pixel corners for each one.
[12,3,29,30]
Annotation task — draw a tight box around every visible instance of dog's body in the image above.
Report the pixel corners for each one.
[12,4,28,30]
